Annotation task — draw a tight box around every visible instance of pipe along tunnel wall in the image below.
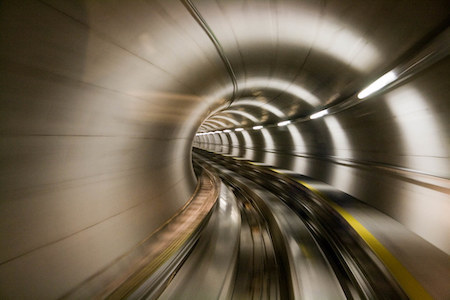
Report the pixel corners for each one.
[1,0,449,298]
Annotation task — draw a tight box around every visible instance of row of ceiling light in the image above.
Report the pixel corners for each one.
[195,109,330,136]
[196,70,398,136]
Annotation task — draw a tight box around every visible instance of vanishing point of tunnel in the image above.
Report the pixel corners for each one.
[0,0,449,299]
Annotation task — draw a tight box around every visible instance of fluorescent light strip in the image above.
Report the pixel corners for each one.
[310,109,328,119]
[223,129,231,133]
[277,120,291,127]
[235,128,244,132]
[253,125,263,130]
[358,71,397,99]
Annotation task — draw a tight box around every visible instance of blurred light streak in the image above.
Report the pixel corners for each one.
[228,131,240,156]
[358,71,397,99]
[241,130,255,160]
[204,119,228,128]
[277,120,291,126]
[310,109,329,119]
[324,116,352,159]
[231,99,285,117]
[323,116,353,191]
[261,128,277,166]
[210,115,242,126]
[244,78,321,107]
[386,88,447,177]
[276,12,380,70]
[286,124,308,173]
[221,110,259,122]
[213,131,223,152]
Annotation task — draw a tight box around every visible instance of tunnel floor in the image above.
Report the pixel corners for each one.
[107,148,450,299]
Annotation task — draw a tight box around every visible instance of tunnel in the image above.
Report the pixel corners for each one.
[1,0,449,299]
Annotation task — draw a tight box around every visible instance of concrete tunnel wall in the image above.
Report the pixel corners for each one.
[0,1,229,298]
[195,57,450,254]
[0,0,449,298]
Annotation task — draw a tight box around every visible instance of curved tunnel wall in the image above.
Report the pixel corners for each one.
[195,62,450,250]
[195,58,450,253]
[1,0,449,298]
[0,1,229,298]
[195,57,450,253]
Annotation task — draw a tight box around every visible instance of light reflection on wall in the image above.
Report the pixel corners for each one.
[193,135,200,147]
[382,87,449,251]
[218,132,230,154]
[260,128,277,166]
[227,131,240,156]
[219,110,259,122]
[242,78,321,107]
[241,130,255,160]
[201,135,208,147]
[208,4,379,72]
[200,124,216,131]
[323,116,354,191]
[324,116,352,159]
[206,134,215,148]
[212,133,222,153]
[196,134,205,147]
[395,177,450,253]
[210,115,242,126]
[204,119,228,128]
[386,88,448,177]
[231,99,286,117]
[205,77,322,114]
[273,6,380,71]
[286,124,308,173]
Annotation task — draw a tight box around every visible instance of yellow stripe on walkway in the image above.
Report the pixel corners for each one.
[296,179,432,300]
[240,163,430,299]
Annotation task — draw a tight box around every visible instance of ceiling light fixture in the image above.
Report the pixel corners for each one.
[310,109,329,119]
[277,120,291,127]
[357,71,397,99]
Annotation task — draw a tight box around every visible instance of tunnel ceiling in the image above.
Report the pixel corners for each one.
[1,1,449,297]
[191,0,449,252]
[189,0,449,131]
[3,0,446,136]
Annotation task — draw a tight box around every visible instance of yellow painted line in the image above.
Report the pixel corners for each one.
[296,179,432,300]
[237,159,430,298]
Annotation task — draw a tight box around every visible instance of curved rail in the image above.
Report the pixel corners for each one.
[193,152,345,299]
[193,148,408,299]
